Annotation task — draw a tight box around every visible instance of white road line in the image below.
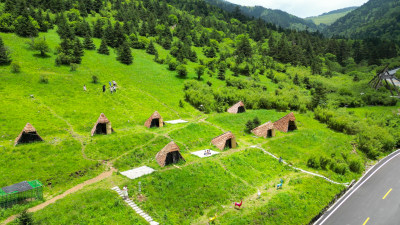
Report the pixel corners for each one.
[315,151,400,225]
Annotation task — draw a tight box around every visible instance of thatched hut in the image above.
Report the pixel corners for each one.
[144,111,164,128]
[91,113,113,136]
[273,112,297,133]
[252,121,276,138]
[14,123,44,146]
[227,101,245,114]
[155,141,185,167]
[211,131,237,150]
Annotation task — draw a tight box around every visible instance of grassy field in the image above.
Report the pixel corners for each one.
[0,28,387,224]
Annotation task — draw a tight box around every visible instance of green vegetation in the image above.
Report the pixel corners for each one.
[306,7,357,26]
[0,0,399,224]
[30,188,147,224]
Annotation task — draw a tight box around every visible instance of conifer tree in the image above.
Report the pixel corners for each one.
[146,40,156,55]
[83,34,96,50]
[0,37,11,65]
[93,19,104,38]
[97,38,110,55]
[14,14,39,37]
[117,42,133,65]
[72,38,84,64]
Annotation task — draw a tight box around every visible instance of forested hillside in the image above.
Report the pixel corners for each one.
[307,6,357,26]
[204,0,319,31]
[325,0,400,41]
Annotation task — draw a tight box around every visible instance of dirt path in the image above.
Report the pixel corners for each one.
[2,168,116,225]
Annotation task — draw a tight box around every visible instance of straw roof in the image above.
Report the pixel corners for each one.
[251,121,275,138]
[211,131,237,150]
[155,141,184,167]
[91,113,113,136]
[273,112,296,133]
[144,111,164,128]
[14,123,43,146]
[227,101,245,114]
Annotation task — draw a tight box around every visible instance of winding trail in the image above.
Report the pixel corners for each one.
[2,168,116,224]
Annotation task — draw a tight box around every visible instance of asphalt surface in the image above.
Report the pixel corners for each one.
[314,150,400,225]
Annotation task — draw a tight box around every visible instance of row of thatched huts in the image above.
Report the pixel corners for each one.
[14,101,297,168]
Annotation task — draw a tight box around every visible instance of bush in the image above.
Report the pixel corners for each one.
[176,65,188,78]
[16,209,34,225]
[11,62,21,73]
[70,63,78,71]
[168,60,178,71]
[307,156,319,169]
[333,163,348,175]
[348,159,363,173]
[319,156,330,170]
[92,75,99,84]
[39,75,48,84]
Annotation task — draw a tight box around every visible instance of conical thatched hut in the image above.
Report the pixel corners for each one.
[252,121,276,138]
[273,112,297,133]
[91,113,113,136]
[227,101,245,114]
[211,131,237,150]
[144,111,164,128]
[155,141,185,167]
[14,123,44,146]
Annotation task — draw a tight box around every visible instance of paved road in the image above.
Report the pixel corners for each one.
[386,68,400,87]
[314,150,400,225]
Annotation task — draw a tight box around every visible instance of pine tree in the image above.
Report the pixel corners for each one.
[146,40,156,55]
[83,34,96,50]
[93,19,104,38]
[72,38,84,64]
[0,37,11,65]
[14,14,39,37]
[97,38,110,55]
[113,22,125,48]
[117,42,133,65]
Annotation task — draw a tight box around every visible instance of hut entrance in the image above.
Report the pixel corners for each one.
[95,123,107,134]
[288,121,297,131]
[165,151,180,165]
[19,132,42,144]
[225,139,232,149]
[150,118,160,128]
[267,129,272,138]
[237,106,245,113]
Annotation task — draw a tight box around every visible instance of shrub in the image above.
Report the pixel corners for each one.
[333,163,348,175]
[11,62,21,73]
[92,75,99,84]
[16,210,34,225]
[245,120,254,133]
[349,159,363,173]
[168,59,178,71]
[39,75,48,84]
[70,63,78,71]
[319,156,330,170]
[176,65,188,78]
[307,156,319,169]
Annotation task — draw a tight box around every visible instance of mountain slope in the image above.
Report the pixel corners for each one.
[306,7,358,25]
[205,0,318,31]
[324,0,400,41]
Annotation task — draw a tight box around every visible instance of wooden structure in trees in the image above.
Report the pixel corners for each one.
[14,123,44,146]
[369,66,400,97]
[211,131,237,150]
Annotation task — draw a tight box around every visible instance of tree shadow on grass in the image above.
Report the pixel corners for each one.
[33,53,51,58]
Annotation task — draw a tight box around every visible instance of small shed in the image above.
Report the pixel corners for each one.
[252,121,276,138]
[14,123,44,146]
[211,131,237,150]
[144,111,164,128]
[0,180,43,208]
[155,141,185,167]
[273,112,297,133]
[227,101,246,114]
[91,113,113,136]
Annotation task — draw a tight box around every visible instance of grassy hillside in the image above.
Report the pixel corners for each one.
[306,7,357,25]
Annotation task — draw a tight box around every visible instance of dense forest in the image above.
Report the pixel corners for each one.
[325,0,400,42]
